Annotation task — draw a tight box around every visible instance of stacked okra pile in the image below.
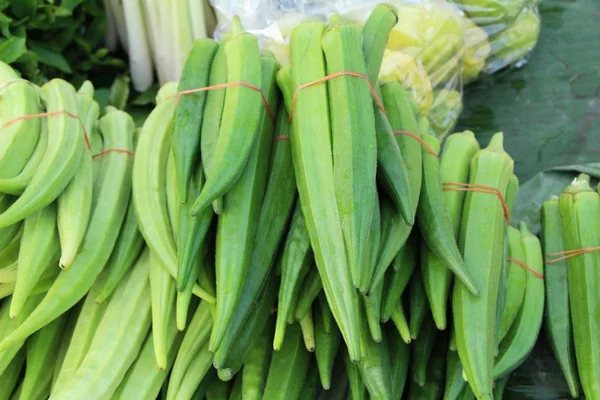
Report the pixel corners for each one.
[0,3,580,400]
[542,174,600,400]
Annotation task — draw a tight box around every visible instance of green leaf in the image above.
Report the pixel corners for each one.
[131,85,158,106]
[10,0,38,19]
[0,36,25,63]
[28,40,72,73]
[108,74,130,111]
[512,163,600,235]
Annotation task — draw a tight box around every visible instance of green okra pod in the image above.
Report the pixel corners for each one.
[345,349,368,400]
[149,250,176,369]
[171,39,218,201]
[322,22,378,296]
[0,109,135,353]
[167,301,213,400]
[213,278,278,378]
[288,20,361,361]
[95,197,144,304]
[381,231,418,322]
[10,203,59,318]
[358,309,393,400]
[361,5,414,227]
[387,322,410,399]
[541,196,579,398]
[0,79,84,228]
[411,312,439,386]
[19,312,69,400]
[418,133,478,295]
[444,344,467,400]
[558,174,600,400]
[209,55,279,353]
[190,19,263,215]
[274,204,312,350]
[51,249,152,399]
[57,88,97,269]
[241,322,272,400]
[293,260,323,321]
[210,100,296,357]
[0,64,41,181]
[262,322,311,400]
[452,133,514,400]
[497,226,527,344]
[315,294,342,390]
[51,276,109,395]
[421,131,480,329]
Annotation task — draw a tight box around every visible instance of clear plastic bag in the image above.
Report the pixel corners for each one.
[210,0,539,139]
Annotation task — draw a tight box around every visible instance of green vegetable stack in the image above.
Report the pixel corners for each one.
[0,3,587,400]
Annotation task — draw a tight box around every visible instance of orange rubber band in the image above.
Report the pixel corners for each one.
[2,111,91,150]
[289,71,385,123]
[508,257,544,279]
[393,130,438,157]
[545,246,600,264]
[273,135,290,142]
[174,82,275,122]
[442,182,510,223]
[92,149,135,159]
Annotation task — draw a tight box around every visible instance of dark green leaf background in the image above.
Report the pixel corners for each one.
[458,1,600,398]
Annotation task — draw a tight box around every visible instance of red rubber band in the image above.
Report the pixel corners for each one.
[545,246,600,264]
[442,182,510,223]
[289,71,386,123]
[393,130,438,157]
[92,149,135,159]
[174,81,275,122]
[508,257,544,279]
[2,111,91,150]
[273,135,290,142]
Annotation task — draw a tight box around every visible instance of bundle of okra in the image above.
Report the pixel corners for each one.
[0,3,596,400]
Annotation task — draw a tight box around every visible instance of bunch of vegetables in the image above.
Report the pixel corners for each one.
[102,0,217,92]
[542,174,600,400]
[0,3,567,400]
[0,0,125,86]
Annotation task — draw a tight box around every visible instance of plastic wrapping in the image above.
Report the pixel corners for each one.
[210,0,540,140]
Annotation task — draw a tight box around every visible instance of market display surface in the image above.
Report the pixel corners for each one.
[0,1,597,400]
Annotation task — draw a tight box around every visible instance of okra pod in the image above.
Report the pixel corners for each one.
[190,19,263,215]
[418,133,478,295]
[315,294,342,390]
[289,20,361,361]
[0,109,135,352]
[274,204,312,350]
[171,39,218,201]
[541,196,579,398]
[322,22,378,295]
[558,174,600,400]
[262,322,311,400]
[422,131,480,329]
[452,133,514,400]
[210,55,279,352]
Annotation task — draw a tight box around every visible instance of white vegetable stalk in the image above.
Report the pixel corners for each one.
[123,0,155,91]
[104,0,211,87]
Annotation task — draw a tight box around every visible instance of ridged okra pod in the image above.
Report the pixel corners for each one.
[322,21,377,295]
[559,174,600,400]
[421,131,479,329]
[452,133,513,400]
[541,196,579,398]
[288,20,361,361]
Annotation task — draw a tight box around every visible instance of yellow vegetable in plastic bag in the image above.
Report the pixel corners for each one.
[379,49,433,115]
[485,7,541,74]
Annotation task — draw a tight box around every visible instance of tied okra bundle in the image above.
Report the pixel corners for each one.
[0,4,589,400]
